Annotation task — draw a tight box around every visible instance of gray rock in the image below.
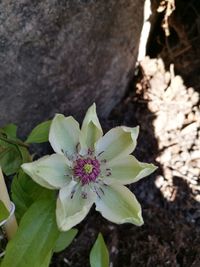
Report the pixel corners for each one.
[0,0,144,136]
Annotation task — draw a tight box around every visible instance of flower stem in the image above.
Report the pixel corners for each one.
[0,167,18,240]
[0,133,29,148]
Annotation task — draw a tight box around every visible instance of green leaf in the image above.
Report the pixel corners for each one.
[0,123,30,175]
[40,251,52,267]
[90,233,109,267]
[54,228,78,253]
[11,170,54,221]
[1,199,59,267]
[26,120,52,144]
[0,200,9,223]
[0,141,22,175]
[1,124,17,138]
[17,146,31,164]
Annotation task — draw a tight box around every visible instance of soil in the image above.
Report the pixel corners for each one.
[51,1,200,266]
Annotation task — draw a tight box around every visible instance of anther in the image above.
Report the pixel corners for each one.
[98,151,104,157]
[70,188,76,199]
[88,148,94,155]
[76,143,80,153]
[81,192,87,199]
[99,187,105,195]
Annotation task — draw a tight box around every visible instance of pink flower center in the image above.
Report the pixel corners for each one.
[73,158,101,185]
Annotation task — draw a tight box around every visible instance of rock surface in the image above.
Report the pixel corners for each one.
[0,0,144,135]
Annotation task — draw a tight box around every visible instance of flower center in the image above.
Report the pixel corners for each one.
[83,163,93,174]
[73,158,100,185]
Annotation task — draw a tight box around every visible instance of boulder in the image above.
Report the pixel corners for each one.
[0,0,144,135]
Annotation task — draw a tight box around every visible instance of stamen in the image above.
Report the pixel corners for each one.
[70,189,76,199]
[99,187,105,195]
[105,168,112,177]
[81,192,87,199]
[76,143,80,153]
[93,186,101,199]
[88,148,94,155]
[73,157,101,185]
[98,151,104,156]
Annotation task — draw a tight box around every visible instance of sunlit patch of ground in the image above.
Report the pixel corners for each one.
[139,57,199,207]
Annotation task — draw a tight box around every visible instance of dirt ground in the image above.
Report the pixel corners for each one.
[51,1,200,266]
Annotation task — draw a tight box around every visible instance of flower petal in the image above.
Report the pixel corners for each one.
[21,154,71,190]
[95,183,143,226]
[95,126,139,161]
[80,103,103,152]
[49,114,80,157]
[56,182,96,231]
[104,155,157,185]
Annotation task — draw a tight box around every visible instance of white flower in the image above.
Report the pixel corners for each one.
[22,104,157,231]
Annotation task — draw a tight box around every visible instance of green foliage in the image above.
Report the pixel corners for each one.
[1,199,59,267]
[90,233,109,267]
[0,124,30,175]
[26,120,52,144]
[54,228,78,253]
[0,143,21,175]
[11,170,55,221]
[17,146,31,164]
[0,200,9,223]
[0,118,114,267]
[40,251,52,267]
[2,124,17,138]
[0,120,80,267]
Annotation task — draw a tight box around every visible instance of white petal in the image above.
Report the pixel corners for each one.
[95,126,139,161]
[49,114,80,157]
[21,154,71,189]
[56,182,96,231]
[79,103,103,153]
[95,183,143,226]
[104,155,157,185]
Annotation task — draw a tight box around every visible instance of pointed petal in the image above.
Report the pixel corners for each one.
[49,114,80,157]
[56,182,96,231]
[95,126,139,161]
[21,154,71,190]
[80,103,103,152]
[104,155,157,185]
[95,183,143,226]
